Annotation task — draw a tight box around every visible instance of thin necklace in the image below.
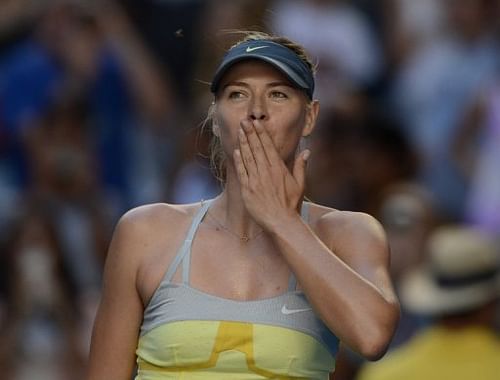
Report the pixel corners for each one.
[207,211,264,243]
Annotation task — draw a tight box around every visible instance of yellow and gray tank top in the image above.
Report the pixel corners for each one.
[135,200,339,379]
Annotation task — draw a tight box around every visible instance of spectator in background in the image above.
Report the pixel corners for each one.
[379,184,438,289]
[385,0,445,66]
[306,104,416,214]
[357,225,500,380]
[270,0,383,110]
[389,0,500,220]
[454,80,500,235]
[0,204,85,380]
[22,92,108,300]
[120,0,206,106]
[0,0,173,214]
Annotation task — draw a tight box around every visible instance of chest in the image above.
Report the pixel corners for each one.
[138,227,293,306]
[188,230,293,301]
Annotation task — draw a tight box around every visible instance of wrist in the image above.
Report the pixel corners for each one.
[266,211,304,238]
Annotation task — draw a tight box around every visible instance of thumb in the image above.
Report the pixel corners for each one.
[292,149,310,187]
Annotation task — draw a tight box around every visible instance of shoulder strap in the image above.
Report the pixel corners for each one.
[181,199,212,284]
[163,200,212,284]
[287,201,310,291]
[300,201,310,223]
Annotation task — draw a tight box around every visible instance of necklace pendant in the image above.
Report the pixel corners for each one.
[240,235,250,243]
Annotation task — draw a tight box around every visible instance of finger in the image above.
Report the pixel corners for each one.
[253,119,282,167]
[233,149,249,187]
[238,126,258,178]
[292,149,310,189]
[241,119,269,171]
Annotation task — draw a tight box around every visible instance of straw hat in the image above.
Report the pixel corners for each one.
[400,225,500,315]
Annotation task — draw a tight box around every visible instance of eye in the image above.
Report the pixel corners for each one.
[228,91,246,99]
[270,91,288,99]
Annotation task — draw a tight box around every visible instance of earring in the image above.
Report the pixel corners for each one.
[213,123,221,137]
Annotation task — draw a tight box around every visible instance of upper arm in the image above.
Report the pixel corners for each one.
[87,211,146,380]
[320,211,397,303]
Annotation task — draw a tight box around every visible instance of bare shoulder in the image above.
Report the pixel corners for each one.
[306,202,388,261]
[105,202,202,273]
[118,202,199,235]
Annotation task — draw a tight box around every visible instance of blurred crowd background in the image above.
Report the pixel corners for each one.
[1,0,500,379]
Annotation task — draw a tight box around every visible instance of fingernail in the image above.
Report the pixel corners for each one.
[303,149,311,161]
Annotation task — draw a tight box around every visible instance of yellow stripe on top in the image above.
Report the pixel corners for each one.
[136,320,334,380]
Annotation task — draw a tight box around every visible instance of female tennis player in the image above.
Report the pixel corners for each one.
[87,32,399,380]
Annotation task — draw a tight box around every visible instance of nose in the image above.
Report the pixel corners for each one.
[248,97,267,121]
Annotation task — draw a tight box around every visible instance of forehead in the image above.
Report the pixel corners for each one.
[218,60,293,87]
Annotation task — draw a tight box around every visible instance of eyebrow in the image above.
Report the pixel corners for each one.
[222,81,294,91]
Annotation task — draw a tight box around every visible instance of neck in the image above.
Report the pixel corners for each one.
[211,164,262,238]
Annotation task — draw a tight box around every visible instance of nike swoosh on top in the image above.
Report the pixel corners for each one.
[246,46,269,53]
[281,305,312,315]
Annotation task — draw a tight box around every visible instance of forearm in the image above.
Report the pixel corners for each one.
[233,115,399,358]
[111,36,172,122]
[268,214,399,359]
[100,9,172,123]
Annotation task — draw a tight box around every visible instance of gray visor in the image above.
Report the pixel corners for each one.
[211,40,315,99]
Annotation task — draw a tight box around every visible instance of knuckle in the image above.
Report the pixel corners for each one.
[248,182,258,193]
